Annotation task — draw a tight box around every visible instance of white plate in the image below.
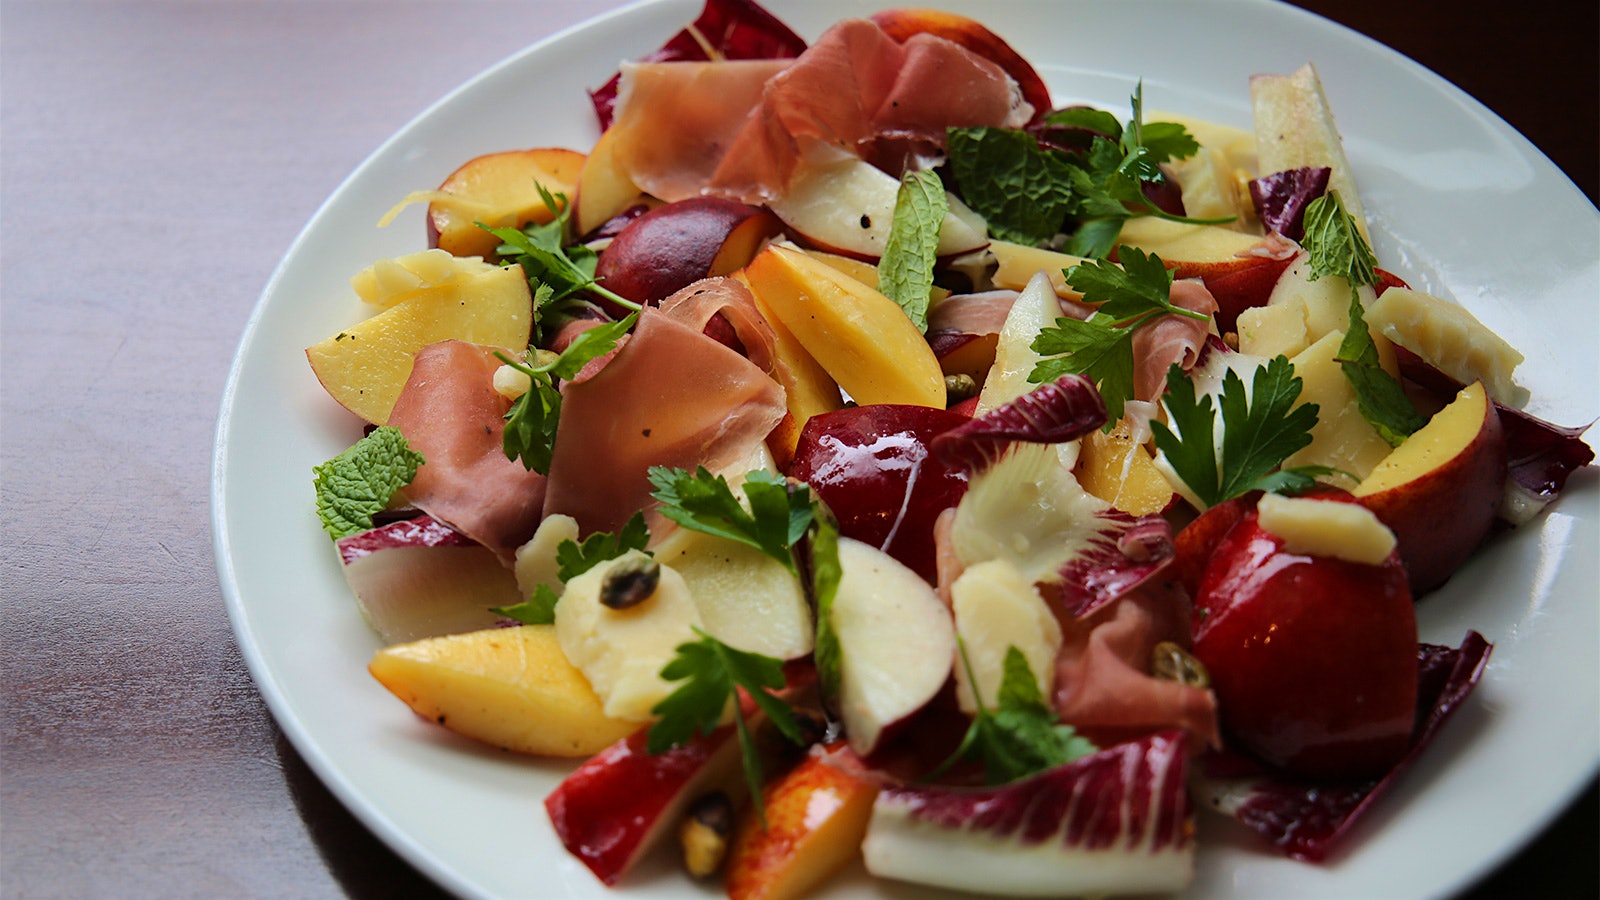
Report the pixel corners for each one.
[213,1,1600,897]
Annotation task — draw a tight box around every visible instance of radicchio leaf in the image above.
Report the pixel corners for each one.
[588,0,807,131]
[1248,166,1331,240]
[1195,631,1492,862]
[931,374,1107,473]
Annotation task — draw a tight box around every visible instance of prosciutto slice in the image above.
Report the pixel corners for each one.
[710,18,1033,202]
[1053,580,1221,751]
[657,276,779,375]
[608,60,791,204]
[385,340,546,559]
[543,307,786,535]
[1131,278,1219,403]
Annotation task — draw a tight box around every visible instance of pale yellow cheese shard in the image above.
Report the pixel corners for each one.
[1364,287,1526,407]
[1256,492,1396,566]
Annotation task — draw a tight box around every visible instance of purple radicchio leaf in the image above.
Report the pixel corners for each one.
[587,0,807,131]
[1248,166,1331,241]
[1053,510,1175,619]
[931,374,1107,474]
[1194,631,1492,862]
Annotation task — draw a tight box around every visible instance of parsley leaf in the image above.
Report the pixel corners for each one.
[498,312,637,474]
[1028,249,1208,422]
[947,126,1078,246]
[1301,191,1424,445]
[489,583,561,626]
[554,511,650,582]
[933,644,1098,785]
[312,426,425,539]
[481,184,639,340]
[647,467,814,577]
[877,169,948,333]
[1150,357,1332,508]
[648,628,805,824]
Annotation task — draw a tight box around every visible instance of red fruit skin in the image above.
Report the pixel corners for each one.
[1191,511,1418,780]
[544,726,735,885]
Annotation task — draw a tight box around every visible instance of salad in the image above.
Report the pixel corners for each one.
[297,1,1595,896]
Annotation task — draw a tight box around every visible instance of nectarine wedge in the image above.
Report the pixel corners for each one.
[427,148,584,259]
[724,750,879,900]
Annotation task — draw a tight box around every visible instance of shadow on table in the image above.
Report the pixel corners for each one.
[276,731,454,899]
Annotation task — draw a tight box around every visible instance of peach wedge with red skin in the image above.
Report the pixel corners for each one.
[1353,381,1508,595]
[594,197,782,307]
[427,148,584,258]
[724,747,879,900]
[1192,498,1418,780]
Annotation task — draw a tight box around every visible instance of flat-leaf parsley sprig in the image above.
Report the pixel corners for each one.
[648,628,806,825]
[1028,248,1210,423]
[498,312,637,474]
[1150,356,1334,508]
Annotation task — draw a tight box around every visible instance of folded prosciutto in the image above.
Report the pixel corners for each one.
[542,306,786,536]
[606,17,1032,207]
[385,340,547,559]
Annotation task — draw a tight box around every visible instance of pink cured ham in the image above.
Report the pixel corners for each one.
[543,307,786,535]
[1131,279,1219,403]
[1053,579,1220,751]
[385,340,546,559]
[711,18,1033,202]
[608,60,791,204]
[657,276,779,375]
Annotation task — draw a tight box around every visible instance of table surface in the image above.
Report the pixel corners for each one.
[2,0,1595,897]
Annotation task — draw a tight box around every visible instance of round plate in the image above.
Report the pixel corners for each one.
[213,1,1600,897]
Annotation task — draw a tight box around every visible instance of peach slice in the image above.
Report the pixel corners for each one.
[868,8,1051,119]
[1353,381,1508,594]
[1281,329,1400,482]
[368,624,639,757]
[724,749,879,900]
[573,123,646,237]
[426,148,584,259]
[743,244,945,409]
[306,259,532,424]
[988,239,1091,300]
[1074,419,1175,516]
[594,198,782,306]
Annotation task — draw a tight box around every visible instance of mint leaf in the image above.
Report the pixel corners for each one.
[807,508,844,704]
[490,583,560,625]
[1301,191,1377,288]
[647,466,814,576]
[946,126,1076,246]
[1044,106,1122,137]
[1150,357,1326,507]
[877,169,947,333]
[1334,297,1426,446]
[648,629,802,825]
[934,644,1097,785]
[313,426,425,539]
[555,511,650,582]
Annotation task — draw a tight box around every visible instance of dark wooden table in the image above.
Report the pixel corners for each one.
[2,1,1593,897]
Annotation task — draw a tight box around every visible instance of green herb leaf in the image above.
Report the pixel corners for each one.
[1302,192,1424,446]
[489,583,561,625]
[946,126,1077,246]
[1301,191,1377,289]
[933,645,1098,785]
[648,629,802,824]
[877,169,948,333]
[647,467,814,576]
[499,312,637,473]
[1336,295,1427,446]
[1028,249,1207,422]
[555,511,651,582]
[1043,106,1123,137]
[481,184,639,317]
[806,508,844,704]
[1150,357,1325,507]
[312,426,425,539]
